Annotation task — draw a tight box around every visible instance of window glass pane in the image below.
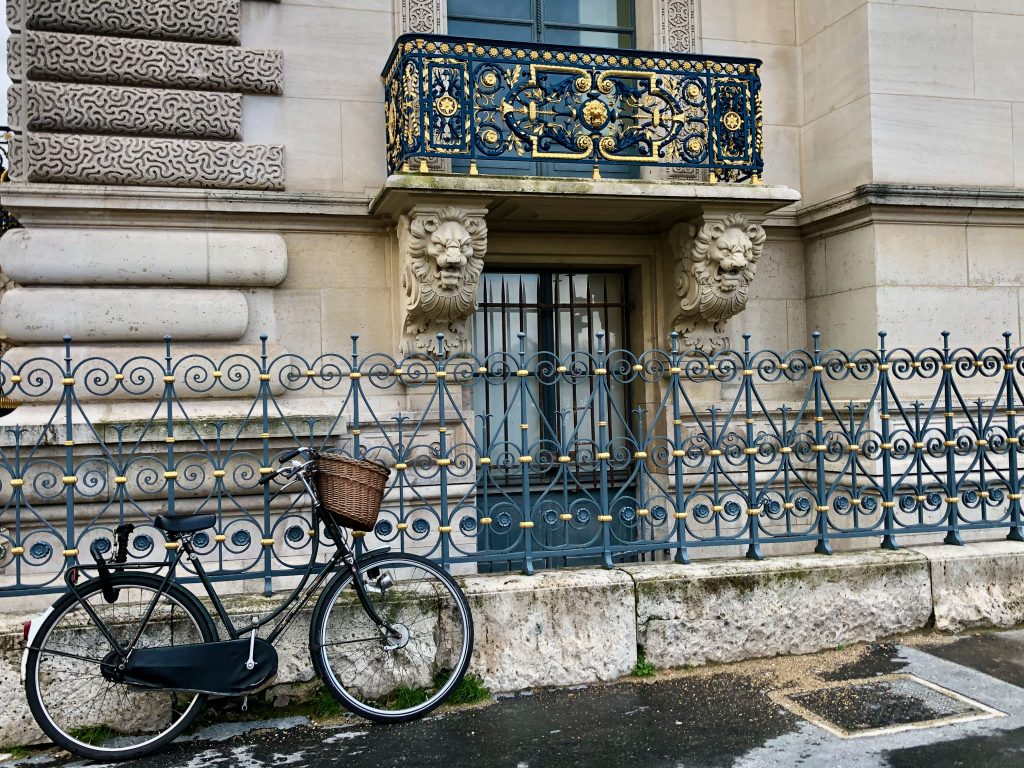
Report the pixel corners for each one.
[449,0,532,20]
[543,0,632,27]
[543,27,631,48]
[448,18,534,42]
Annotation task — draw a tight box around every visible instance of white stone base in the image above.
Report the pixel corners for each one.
[2,540,1024,748]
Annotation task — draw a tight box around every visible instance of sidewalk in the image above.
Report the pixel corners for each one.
[6,628,1024,768]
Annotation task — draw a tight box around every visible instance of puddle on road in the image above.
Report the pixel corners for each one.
[771,673,1006,739]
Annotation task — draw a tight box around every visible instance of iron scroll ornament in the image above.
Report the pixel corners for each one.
[383,34,764,180]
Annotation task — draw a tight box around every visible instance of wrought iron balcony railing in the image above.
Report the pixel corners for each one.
[0,126,20,236]
[382,34,763,182]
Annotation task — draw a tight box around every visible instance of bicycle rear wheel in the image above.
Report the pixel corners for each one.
[24,572,216,761]
[310,553,474,722]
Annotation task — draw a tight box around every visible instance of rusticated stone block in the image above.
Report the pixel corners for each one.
[21,82,242,140]
[1,228,288,287]
[914,540,1024,631]
[459,569,637,692]
[25,133,285,190]
[10,0,241,45]
[20,31,282,94]
[627,549,933,669]
[0,286,250,342]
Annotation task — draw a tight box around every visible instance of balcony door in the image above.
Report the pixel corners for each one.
[447,0,639,179]
[472,270,638,571]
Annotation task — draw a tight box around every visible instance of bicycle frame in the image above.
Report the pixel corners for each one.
[58,457,393,663]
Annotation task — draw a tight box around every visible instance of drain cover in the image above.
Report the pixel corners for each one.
[771,674,1005,738]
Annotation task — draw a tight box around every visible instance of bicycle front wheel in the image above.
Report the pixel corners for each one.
[24,572,216,761]
[310,553,474,722]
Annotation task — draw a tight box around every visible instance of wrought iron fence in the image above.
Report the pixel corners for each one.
[382,34,763,181]
[1,330,1022,598]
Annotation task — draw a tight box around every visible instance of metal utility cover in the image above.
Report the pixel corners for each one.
[770,674,1006,739]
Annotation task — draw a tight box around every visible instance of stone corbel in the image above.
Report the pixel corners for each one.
[670,212,767,353]
[398,204,488,356]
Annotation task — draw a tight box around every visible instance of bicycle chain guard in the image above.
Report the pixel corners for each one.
[110,638,279,696]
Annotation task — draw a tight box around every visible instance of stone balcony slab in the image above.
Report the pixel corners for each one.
[370,173,800,231]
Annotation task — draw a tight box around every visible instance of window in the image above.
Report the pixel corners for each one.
[448,0,635,48]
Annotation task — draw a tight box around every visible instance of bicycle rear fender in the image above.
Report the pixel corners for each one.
[20,607,53,684]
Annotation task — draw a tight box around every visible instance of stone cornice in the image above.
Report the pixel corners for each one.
[798,183,1024,237]
[0,183,380,232]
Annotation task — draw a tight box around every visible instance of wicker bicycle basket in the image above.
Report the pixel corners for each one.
[315,453,391,532]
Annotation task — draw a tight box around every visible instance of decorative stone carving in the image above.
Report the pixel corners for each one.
[18,32,283,95]
[400,206,487,355]
[657,0,698,53]
[23,82,242,140]
[26,134,285,190]
[396,0,445,34]
[672,213,766,353]
[15,0,241,45]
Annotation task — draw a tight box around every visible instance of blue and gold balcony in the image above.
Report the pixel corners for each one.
[382,34,763,183]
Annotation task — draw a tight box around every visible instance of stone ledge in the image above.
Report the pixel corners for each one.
[625,549,933,669]
[911,540,1024,632]
[16,83,243,141]
[460,569,637,693]
[3,543,1024,747]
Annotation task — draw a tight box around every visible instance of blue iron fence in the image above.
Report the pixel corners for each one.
[0,330,1022,597]
[382,34,763,181]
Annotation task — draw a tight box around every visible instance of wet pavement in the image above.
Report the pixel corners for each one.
[5,630,1024,768]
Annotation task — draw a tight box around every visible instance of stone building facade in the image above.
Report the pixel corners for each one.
[0,0,1022,573]
[0,0,1018,368]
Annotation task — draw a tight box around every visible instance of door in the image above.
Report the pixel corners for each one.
[472,270,638,570]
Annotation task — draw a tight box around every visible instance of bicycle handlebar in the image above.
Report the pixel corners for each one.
[258,447,318,485]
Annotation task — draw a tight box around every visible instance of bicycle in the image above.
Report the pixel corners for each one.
[21,447,474,762]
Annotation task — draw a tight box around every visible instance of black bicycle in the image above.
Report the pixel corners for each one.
[21,447,474,762]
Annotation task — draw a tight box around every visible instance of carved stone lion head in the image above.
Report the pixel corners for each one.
[676,213,766,324]
[404,207,488,322]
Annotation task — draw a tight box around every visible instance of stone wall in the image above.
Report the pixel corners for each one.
[3,540,1023,747]
[6,0,284,190]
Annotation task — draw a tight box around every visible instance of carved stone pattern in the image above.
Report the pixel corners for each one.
[18,0,241,45]
[398,0,444,33]
[401,206,487,355]
[23,32,283,95]
[672,213,766,353]
[24,83,242,140]
[26,133,285,191]
[659,0,697,53]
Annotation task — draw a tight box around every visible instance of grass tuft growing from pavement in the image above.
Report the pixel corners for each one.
[632,654,657,678]
[68,725,117,746]
[446,674,491,705]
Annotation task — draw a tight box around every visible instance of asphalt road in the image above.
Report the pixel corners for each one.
[6,630,1024,768]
